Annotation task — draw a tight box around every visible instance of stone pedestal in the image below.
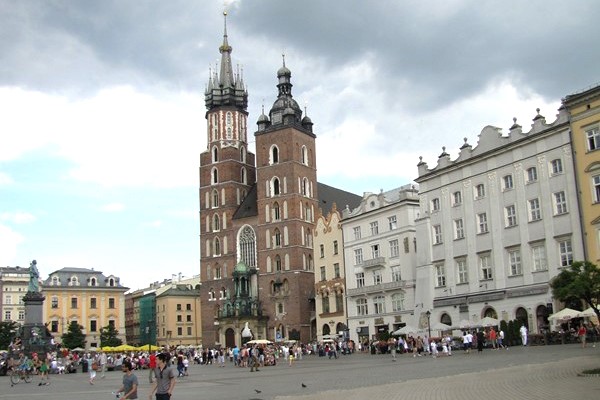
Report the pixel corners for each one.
[19,291,53,359]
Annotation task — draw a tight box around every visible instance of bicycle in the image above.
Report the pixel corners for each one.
[9,367,33,385]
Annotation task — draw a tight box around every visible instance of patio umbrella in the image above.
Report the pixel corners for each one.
[246,339,272,345]
[478,317,499,327]
[138,344,161,351]
[430,322,452,331]
[455,319,479,330]
[578,307,599,318]
[101,346,115,352]
[71,347,85,352]
[548,307,580,321]
[392,325,421,335]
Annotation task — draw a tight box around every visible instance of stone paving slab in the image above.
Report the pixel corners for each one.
[1,344,599,400]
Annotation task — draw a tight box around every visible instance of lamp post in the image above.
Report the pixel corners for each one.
[425,310,431,339]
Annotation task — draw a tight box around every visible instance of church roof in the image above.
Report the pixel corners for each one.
[233,184,258,219]
[317,182,362,216]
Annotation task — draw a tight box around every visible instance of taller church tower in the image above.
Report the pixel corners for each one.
[199,13,319,347]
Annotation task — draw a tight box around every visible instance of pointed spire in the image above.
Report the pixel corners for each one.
[218,10,234,88]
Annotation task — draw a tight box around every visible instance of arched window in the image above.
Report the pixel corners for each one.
[271,177,280,196]
[483,307,498,319]
[301,145,308,165]
[240,147,246,163]
[225,111,233,139]
[214,266,222,280]
[209,288,216,300]
[89,277,97,287]
[305,202,312,221]
[391,293,405,312]
[440,313,452,326]
[302,178,309,196]
[108,278,115,287]
[515,307,528,328]
[213,214,220,231]
[270,145,279,165]
[273,202,280,221]
[322,324,331,335]
[241,167,247,184]
[211,167,218,184]
[274,228,281,247]
[212,189,219,208]
[275,255,282,272]
[212,146,219,163]
[238,225,257,268]
[214,237,221,256]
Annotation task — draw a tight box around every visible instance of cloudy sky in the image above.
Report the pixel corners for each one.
[1,0,599,291]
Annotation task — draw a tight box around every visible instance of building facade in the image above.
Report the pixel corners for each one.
[198,15,359,347]
[313,204,347,340]
[342,186,420,344]
[563,84,600,264]
[42,267,128,349]
[414,107,585,333]
[155,283,202,348]
[0,266,30,323]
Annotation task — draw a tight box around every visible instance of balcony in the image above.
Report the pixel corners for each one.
[347,279,414,296]
[357,257,386,269]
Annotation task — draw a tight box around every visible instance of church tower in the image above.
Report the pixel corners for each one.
[254,57,318,342]
[199,12,257,345]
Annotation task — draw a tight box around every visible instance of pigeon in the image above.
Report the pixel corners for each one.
[254,389,262,394]
[301,383,307,388]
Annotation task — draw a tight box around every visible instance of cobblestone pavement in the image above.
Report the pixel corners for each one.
[2,344,599,400]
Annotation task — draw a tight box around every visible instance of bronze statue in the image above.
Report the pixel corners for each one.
[28,260,40,293]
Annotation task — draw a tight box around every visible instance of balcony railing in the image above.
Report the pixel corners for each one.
[357,257,386,269]
[347,279,414,296]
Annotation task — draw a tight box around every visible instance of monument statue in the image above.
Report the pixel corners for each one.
[28,259,40,293]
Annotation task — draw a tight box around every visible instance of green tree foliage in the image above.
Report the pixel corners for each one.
[61,321,86,350]
[550,261,600,320]
[100,324,122,347]
[0,320,20,350]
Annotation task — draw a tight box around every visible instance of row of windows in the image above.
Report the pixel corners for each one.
[430,160,565,212]
[3,310,25,321]
[48,275,117,287]
[432,191,569,244]
[433,239,573,287]
[319,241,339,258]
[211,144,247,164]
[210,167,249,186]
[355,293,406,316]
[48,319,116,333]
[587,126,599,152]
[320,293,344,314]
[355,266,403,288]
[353,238,414,265]
[268,144,311,166]
[319,263,341,281]
[352,216,399,240]
[51,296,116,309]
[2,295,24,305]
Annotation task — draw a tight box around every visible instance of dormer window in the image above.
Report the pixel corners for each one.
[68,276,79,286]
[89,277,97,287]
[51,276,59,286]
[108,278,115,287]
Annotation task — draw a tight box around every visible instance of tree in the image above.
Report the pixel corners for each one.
[61,321,86,350]
[100,324,122,347]
[0,320,20,350]
[550,260,600,320]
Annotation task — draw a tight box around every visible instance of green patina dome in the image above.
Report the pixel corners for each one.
[234,261,249,273]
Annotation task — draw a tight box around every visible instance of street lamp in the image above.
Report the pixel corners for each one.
[425,310,431,339]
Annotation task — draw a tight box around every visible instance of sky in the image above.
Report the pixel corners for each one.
[1,0,599,292]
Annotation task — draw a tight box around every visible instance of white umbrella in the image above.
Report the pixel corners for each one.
[455,319,479,329]
[578,307,598,318]
[478,317,499,327]
[392,325,420,335]
[548,307,580,321]
[430,322,452,331]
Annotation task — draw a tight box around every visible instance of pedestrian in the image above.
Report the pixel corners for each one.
[497,329,506,349]
[99,351,108,378]
[148,352,157,384]
[149,353,176,400]
[38,356,50,386]
[489,327,497,350]
[520,324,528,346]
[578,324,587,348]
[476,329,485,353]
[116,361,138,400]
[87,352,98,385]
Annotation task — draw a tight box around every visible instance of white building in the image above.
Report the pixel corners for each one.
[0,266,30,323]
[342,185,420,344]
[414,107,585,334]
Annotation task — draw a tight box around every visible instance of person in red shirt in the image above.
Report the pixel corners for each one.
[489,328,497,350]
[578,325,587,348]
[148,352,157,383]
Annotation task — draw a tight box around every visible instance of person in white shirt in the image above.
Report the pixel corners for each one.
[520,324,528,346]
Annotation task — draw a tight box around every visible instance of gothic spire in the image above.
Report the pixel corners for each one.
[218,11,234,89]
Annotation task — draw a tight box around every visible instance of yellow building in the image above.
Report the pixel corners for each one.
[313,204,348,340]
[42,267,128,349]
[564,84,600,263]
[155,282,201,348]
